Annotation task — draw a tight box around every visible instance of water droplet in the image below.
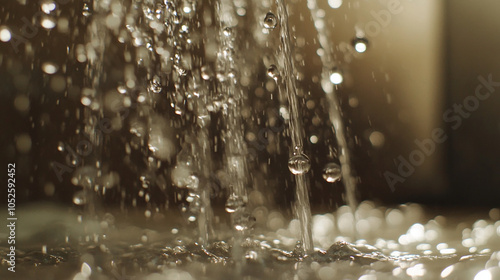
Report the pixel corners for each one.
[263,12,277,29]
[267,64,280,80]
[149,75,162,93]
[288,153,311,175]
[57,142,65,151]
[41,16,56,29]
[369,131,385,148]
[73,190,87,205]
[42,62,58,74]
[352,37,369,53]
[223,27,233,37]
[322,162,342,183]
[41,1,56,14]
[81,96,92,107]
[329,71,343,85]
[182,5,192,14]
[328,0,343,9]
[201,65,213,80]
[82,3,91,17]
[0,26,12,42]
[225,194,246,213]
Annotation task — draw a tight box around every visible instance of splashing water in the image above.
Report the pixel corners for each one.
[2,1,500,280]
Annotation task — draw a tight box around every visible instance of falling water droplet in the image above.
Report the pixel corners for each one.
[201,65,213,80]
[263,12,278,29]
[41,1,56,14]
[42,62,58,74]
[149,75,162,93]
[0,27,11,42]
[267,64,280,81]
[329,70,343,85]
[322,162,342,183]
[223,27,233,37]
[328,0,343,9]
[73,190,87,205]
[41,16,56,29]
[225,193,246,213]
[82,3,91,17]
[288,153,311,175]
[352,37,369,53]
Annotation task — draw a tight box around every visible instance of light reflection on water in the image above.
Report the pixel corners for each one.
[2,201,500,280]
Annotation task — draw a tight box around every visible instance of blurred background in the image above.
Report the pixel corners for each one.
[0,0,499,213]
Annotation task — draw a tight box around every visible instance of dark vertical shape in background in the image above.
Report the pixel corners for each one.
[446,0,500,206]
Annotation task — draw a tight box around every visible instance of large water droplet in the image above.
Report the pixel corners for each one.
[322,162,342,183]
[225,193,246,213]
[288,153,311,175]
[263,12,277,29]
[267,64,280,81]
